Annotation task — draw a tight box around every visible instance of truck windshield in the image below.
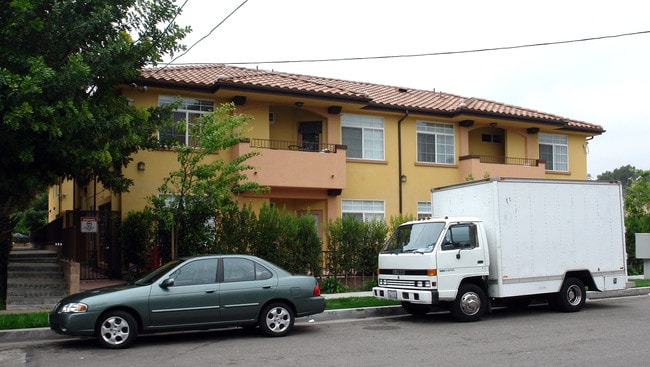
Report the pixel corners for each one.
[380,222,445,254]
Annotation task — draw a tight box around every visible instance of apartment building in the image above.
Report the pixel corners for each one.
[47,64,603,275]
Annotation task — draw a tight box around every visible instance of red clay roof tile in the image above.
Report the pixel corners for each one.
[138,64,603,133]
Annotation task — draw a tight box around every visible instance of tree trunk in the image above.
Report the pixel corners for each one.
[0,213,13,310]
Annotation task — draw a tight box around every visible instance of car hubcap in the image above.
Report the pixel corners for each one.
[101,316,131,346]
[460,292,481,316]
[265,307,290,333]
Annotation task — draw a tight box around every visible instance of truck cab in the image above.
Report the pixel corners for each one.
[373,217,490,321]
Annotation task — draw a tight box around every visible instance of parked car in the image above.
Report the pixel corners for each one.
[49,255,325,348]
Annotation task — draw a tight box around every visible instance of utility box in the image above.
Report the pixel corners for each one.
[635,233,650,279]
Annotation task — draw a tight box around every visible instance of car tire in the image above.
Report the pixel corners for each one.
[259,302,294,337]
[96,310,138,349]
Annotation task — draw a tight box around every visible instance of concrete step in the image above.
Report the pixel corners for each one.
[8,262,62,272]
[5,296,63,311]
[7,279,68,290]
[6,248,68,311]
[9,250,59,263]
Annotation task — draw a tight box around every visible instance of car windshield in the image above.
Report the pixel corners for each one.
[134,259,185,286]
[380,222,445,254]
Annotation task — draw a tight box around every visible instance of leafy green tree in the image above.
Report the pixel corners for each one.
[0,0,189,308]
[597,165,639,193]
[152,102,268,259]
[624,169,650,274]
[12,192,48,235]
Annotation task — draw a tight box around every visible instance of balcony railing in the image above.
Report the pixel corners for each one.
[249,138,342,153]
[233,139,347,189]
[459,155,543,166]
[459,155,546,179]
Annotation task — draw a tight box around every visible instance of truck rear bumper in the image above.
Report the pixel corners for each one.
[373,287,439,304]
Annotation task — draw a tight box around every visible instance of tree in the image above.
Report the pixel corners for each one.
[0,1,189,307]
[152,102,268,259]
[624,169,650,274]
[597,165,639,192]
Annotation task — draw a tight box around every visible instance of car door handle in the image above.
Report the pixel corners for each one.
[262,285,272,289]
[477,260,484,264]
[205,290,216,293]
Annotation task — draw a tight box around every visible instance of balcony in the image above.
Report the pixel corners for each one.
[232,139,347,190]
[459,155,547,179]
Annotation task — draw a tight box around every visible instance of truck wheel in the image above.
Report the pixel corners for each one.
[401,302,430,316]
[554,277,586,312]
[451,284,487,322]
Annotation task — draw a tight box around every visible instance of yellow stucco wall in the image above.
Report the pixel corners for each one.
[52,86,593,228]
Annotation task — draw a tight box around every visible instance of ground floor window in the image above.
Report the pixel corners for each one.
[342,200,384,221]
[417,201,431,219]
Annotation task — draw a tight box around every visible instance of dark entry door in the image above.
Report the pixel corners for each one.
[299,121,322,151]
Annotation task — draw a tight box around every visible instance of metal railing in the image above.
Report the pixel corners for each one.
[460,155,542,167]
[248,138,340,153]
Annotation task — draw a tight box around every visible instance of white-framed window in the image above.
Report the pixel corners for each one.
[158,95,214,147]
[342,200,385,221]
[417,201,431,219]
[416,121,455,164]
[539,133,568,172]
[341,114,384,160]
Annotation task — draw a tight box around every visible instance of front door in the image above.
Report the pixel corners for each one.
[299,121,322,151]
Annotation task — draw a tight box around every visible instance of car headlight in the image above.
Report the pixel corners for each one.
[60,302,89,313]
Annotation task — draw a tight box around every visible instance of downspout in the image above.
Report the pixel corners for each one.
[397,110,409,214]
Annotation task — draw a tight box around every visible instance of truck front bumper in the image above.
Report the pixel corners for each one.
[373,287,439,304]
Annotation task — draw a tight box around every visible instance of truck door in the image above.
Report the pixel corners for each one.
[436,223,487,299]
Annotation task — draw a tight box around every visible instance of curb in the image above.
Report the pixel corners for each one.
[2,287,648,344]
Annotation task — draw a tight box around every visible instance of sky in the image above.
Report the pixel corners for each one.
[164,0,650,178]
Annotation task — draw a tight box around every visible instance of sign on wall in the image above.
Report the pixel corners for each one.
[81,217,98,233]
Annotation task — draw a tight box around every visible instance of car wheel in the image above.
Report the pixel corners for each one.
[259,302,294,337]
[96,310,138,349]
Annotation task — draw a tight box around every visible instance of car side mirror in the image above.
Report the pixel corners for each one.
[160,278,174,288]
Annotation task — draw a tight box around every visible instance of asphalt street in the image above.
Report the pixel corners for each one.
[1,287,648,345]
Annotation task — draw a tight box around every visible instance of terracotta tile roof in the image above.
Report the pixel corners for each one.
[138,64,603,133]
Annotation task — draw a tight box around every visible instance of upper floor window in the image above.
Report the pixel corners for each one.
[539,133,568,172]
[158,96,214,147]
[341,114,384,160]
[342,199,385,222]
[416,121,455,164]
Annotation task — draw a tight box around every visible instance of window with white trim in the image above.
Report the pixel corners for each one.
[417,201,431,219]
[341,114,384,160]
[342,200,385,221]
[539,133,568,171]
[158,96,214,147]
[416,121,455,164]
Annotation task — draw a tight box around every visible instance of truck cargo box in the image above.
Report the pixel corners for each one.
[431,178,627,298]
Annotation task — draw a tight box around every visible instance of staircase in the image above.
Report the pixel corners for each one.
[6,247,68,311]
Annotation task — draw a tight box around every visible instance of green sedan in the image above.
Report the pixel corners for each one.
[49,255,326,348]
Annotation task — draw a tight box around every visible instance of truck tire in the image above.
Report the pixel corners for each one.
[554,277,586,312]
[450,284,487,322]
[401,301,430,316]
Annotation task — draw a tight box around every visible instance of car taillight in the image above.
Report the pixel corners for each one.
[313,283,321,296]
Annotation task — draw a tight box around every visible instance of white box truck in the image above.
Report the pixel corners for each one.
[372,178,627,321]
